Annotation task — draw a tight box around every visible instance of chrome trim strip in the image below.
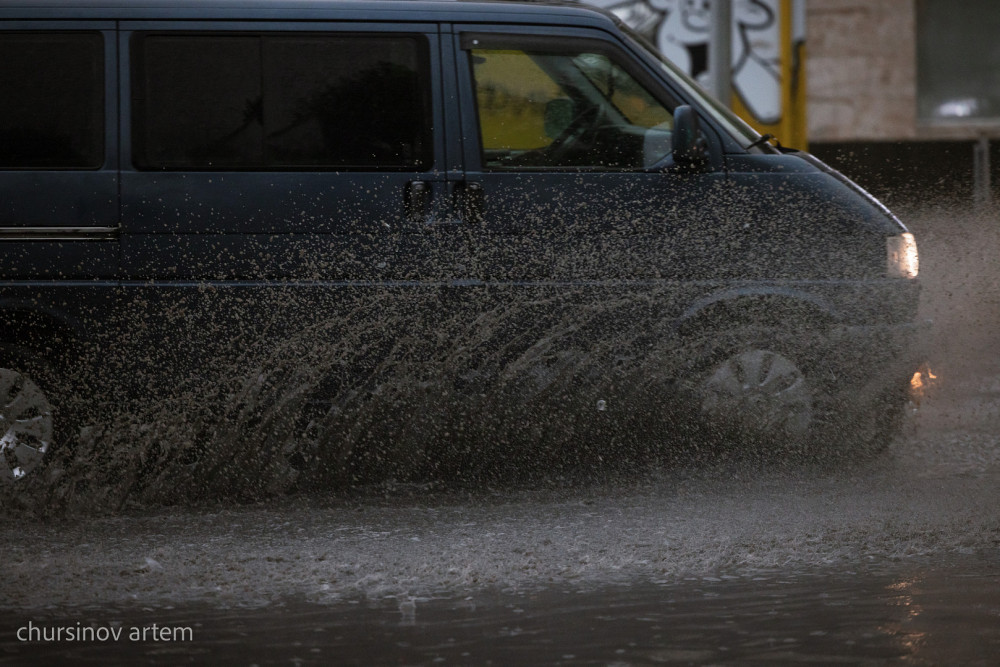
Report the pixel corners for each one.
[0,226,120,241]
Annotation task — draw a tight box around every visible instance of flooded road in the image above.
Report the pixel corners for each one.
[2,208,1000,664]
[3,554,999,665]
[3,374,1000,665]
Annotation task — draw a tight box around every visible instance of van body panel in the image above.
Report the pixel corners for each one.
[0,20,120,364]
[449,23,728,289]
[0,24,118,233]
[119,23,450,283]
[726,153,907,236]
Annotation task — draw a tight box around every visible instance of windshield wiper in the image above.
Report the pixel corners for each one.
[746,133,776,151]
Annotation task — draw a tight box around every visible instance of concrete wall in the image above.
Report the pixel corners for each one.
[806,0,917,142]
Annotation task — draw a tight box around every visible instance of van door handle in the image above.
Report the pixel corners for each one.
[458,181,483,225]
[404,180,432,223]
[408,180,482,228]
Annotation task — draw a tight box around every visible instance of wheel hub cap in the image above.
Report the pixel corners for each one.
[701,348,813,443]
[0,368,53,483]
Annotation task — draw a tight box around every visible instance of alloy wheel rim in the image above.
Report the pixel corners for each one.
[700,348,813,444]
[0,368,53,483]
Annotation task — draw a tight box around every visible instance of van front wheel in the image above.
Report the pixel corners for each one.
[698,345,815,454]
[687,326,899,462]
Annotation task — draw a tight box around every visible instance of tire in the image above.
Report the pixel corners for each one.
[684,325,903,462]
[680,326,831,460]
[0,346,57,484]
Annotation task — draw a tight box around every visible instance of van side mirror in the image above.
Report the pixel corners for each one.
[544,98,575,138]
[671,105,709,171]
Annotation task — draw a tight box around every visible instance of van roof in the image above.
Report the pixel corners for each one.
[0,0,617,26]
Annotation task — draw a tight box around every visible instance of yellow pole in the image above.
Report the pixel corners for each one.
[784,0,808,150]
[780,0,794,146]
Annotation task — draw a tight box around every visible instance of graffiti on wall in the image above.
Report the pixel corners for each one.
[585,0,783,124]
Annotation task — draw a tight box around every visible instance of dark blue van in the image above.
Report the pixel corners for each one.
[0,0,920,489]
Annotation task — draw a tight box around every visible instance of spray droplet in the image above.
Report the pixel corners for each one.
[596,399,607,411]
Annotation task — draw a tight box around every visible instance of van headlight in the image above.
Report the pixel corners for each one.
[886,232,919,278]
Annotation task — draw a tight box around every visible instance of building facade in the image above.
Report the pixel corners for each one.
[807,0,999,205]
[809,0,1000,142]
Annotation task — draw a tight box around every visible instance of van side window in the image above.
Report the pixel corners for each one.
[470,48,673,170]
[132,33,431,170]
[0,32,104,170]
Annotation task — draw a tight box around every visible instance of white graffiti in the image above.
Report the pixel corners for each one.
[586,0,783,124]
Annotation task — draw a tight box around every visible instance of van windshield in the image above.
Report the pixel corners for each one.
[618,22,764,151]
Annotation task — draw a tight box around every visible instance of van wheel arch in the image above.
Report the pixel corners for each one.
[672,297,889,461]
[675,295,837,339]
[0,310,82,369]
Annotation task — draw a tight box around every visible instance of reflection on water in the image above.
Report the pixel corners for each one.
[3,556,998,665]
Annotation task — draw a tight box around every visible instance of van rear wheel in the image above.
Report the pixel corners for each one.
[0,350,55,483]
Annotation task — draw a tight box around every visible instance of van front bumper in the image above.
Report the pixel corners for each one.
[827,319,930,398]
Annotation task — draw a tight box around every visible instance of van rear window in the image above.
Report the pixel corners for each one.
[132,33,432,171]
[0,32,104,170]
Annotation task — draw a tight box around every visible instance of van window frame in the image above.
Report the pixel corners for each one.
[616,23,764,152]
[129,28,435,172]
[454,27,723,174]
[0,28,107,171]
[0,21,118,237]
